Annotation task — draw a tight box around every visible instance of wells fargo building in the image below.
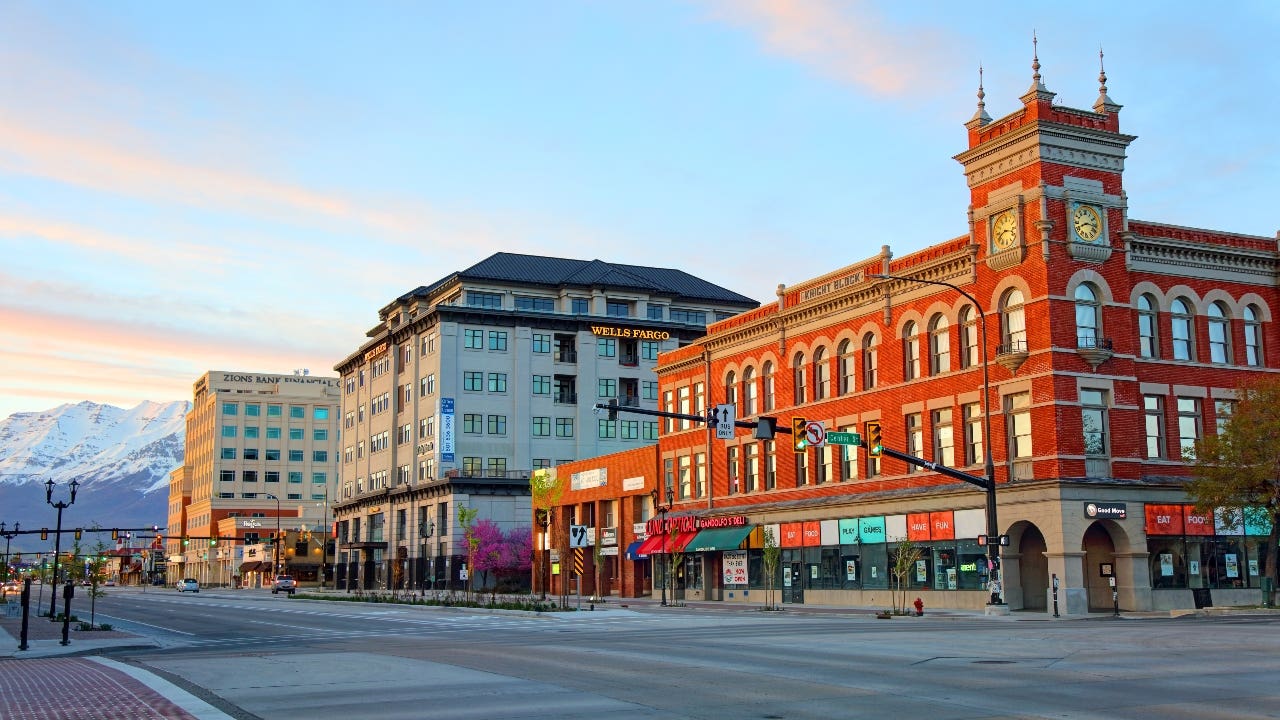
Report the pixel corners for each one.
[543,58,1278,614]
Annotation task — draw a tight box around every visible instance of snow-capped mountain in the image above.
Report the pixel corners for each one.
[0,400,188,550]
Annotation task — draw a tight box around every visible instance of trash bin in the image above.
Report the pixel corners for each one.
[1192,587,1213,609]
[1262,577,1274,608]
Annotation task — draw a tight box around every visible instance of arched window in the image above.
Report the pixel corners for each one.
[813,347,829,400]
[1074,283,1101,348]
[761,361,775,411]
[1208,302,1231,364]
[928,314,951,374]
[837,339,855,395]
[725,371,737,405]
[903,321,920,381]
[1137,293,1159,358]
[861,333,878,389]
[793,352,807,405]
[1171,298,1194,361]
[959,305,979,368]
[1244,304,1264,367]
[742,366,756,415]
[1000,289,1027,352]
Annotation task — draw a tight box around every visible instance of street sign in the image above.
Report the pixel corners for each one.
[826,431,861,446]
[714,403,736,440]
[569,524,589,548]
[804,421,826,447]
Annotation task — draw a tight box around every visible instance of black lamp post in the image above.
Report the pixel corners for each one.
[0,521,19,581]
[650,485,674,607]
[870,273,1004,606]
[45,478,79,618]
[264,493,282,577]
[419,517,434,593]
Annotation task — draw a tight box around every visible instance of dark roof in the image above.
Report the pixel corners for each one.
[393,252,758,309]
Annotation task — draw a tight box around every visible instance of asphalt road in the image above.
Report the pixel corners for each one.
[89,588,1280,720]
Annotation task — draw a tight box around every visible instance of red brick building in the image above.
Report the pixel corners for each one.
[540,57,1278,614]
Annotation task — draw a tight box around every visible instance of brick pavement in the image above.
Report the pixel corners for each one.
[0,657,204,719]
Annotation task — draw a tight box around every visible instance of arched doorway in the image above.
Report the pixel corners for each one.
[1083,523,1116,612]
[1018,525,1048,610]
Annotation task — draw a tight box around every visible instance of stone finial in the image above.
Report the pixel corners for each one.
[967,65,992,128]
[1093,46,1122,114]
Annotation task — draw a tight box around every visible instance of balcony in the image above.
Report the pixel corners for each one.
[620,395,640,407]
[995,340,1029,374]
[1075,335,1114,370]
[619,353,639,367]
[555,350,577,363]
[554,392,578,405]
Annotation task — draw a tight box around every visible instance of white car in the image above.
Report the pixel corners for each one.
[176,578,200,593]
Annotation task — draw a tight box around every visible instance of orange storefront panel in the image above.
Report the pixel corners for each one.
[907,513,931,542]
[780,522,804,547]
[1145,504,1185,536]
[802,521,822,547]
[929,511,955,540]
[1183,506,1215,536]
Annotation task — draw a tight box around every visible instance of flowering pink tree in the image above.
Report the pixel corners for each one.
[471,521,533,597]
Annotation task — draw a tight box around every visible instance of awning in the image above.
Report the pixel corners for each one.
[686,525,754,552]
[648,531,698,554]
[625,540,649,560]
[238,562,264,573]
[634,535,664,556]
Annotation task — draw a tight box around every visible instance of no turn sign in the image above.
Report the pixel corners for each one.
[804,421,826,447]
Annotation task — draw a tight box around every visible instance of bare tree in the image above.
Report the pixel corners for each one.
[890,538,923,615]
[761,526,781,610]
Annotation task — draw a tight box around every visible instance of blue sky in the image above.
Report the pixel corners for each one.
[2,0,1277,418]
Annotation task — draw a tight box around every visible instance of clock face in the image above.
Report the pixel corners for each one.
[992,212,1018,250]
[1072,205,1103,243]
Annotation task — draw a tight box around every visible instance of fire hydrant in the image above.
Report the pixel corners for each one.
[913,597,924,616]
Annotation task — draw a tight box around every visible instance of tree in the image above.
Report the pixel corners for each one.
[890,538,923,615]
[529,469,565,599]
[761,526,781,611]
[667,523,684,605]
[458,505,480,596]
[495,526,533,595]
[470,519,506,595]
[86,540,111,628]
[1189,377,1280,602]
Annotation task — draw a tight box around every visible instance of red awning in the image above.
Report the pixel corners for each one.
[640,531,699,554]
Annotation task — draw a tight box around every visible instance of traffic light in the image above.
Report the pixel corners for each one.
[182,536,189,547]
[41,528,48,540]
[607,398,619,421]
[865,420,883,457]
[111,528,118,540]
[210,536,218,547]
[74,528,82,540]
[791,417,807,453]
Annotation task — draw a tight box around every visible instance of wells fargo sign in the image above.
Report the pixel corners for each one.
[590,326,670,340]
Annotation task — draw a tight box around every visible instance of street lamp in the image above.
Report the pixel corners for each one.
[870,273,1004,606]
[317,487,330,589]
[650,485,674,607]
[264,493,282,578]
[45,478,79,619]
[0,522,19,581]
[419,517,434,594]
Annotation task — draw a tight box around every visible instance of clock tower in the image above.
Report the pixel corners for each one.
[953,41,1136,271]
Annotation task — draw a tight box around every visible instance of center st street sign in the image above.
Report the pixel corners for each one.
[826,431,862,446]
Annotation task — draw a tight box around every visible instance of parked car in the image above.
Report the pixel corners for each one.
[176,578,200,593]
[2,580,21,598]
[271,575,296,595]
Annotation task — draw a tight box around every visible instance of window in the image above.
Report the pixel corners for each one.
[243,470,258,483]
[532,417,551,436]
[222,402,238,416]
[267,427,281,439]
[488,415,507,435]
[932,409,955,467]
[463,457,483,474]
[1214,399,1235,436]
[963,402,984,466]
[861,333,878,389]
[598,419,617,439]
[488,330,509,351]
[725,371,737,405]
[244,448,259,460]
[1146,394,1167,456]
[467,291,502,308]
[744,443,759,492]
[837,340,855,394]
[1177,397,1201,460]
[764,441,777,489]
[905,413,922,473]
[289,450,304,462]
[670,308,706,324]
[532,458,551,470]
[929,314,951,374]
[488,373,508,393]
[1000,289,1027,352]
[839,426,857,481]
[677,386,691,430]
[1006,392,1032,461]
[643,421,658,440]
[244,426,259,439]
[532,333,551,353]
[265,449,278,461]
[762,361,775,411]
[598,378,617,398]
[533,375,551,395]
[1081,389,1108,455]
[642,381,658,401]
[742,367,756,415]
[463,414,483,434]
[464,329,483,349]
[1075,283,1101,347]
[647,305,665,320]
[640,341,660,361]
[606,300,631,317]
[488,458,507,475]
[289,471,303,484]
[313,450,328,462]
[793,352,807,404]
[621,419,639,439]
[267,403,282,417]
[221,447,236,460]
[795,450,808,487]
[1208,302,1230,363]
[555,418,574,437]
[265,471,280,483]
[290,406,305,419]
[422,333,437,355]
[314,428,328,441]
[817,444,833,484]
[290,428,303,441]
[902,322,920,381]
[1244,304,1263,366]
[959,306,979,369]
[222,425,237,438]
[678,456,692,499]
[464,371,483,391]
[571,298,590,314]
[425,374,436,395]
[1171,298,1194,361]
[515,296,554,312]
[420,416,434,438]
[220,470,235,482]
[728,446,741,493]
[813,347,829,400]
[245,403,260,417]
[597,337,616,357]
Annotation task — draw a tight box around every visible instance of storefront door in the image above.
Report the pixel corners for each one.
[782,561,804,604]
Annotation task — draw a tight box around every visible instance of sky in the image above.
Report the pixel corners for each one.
[2,1,1278,419]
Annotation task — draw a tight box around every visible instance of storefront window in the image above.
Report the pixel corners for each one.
[817,548,842,589]
[861,543,889,589]
[956,539,987,590]
[839,545,861,589]
[1147,537,1188,588]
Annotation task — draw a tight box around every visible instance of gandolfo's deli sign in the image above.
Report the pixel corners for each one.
[590,325,670,340]
[646,514,747,536]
